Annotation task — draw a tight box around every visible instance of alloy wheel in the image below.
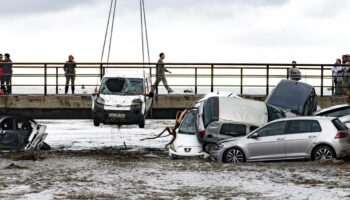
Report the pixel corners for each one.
[225,148,245,163]
[314,147,334,160]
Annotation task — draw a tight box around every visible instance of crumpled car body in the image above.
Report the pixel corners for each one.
[0,115,48,151]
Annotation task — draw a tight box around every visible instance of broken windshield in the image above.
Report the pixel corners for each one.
[178,109,198,135]
[100,78,143,95]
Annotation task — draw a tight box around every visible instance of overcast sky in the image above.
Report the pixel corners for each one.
[0,0,349,63]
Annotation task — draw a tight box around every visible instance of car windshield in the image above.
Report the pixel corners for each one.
[178,109,198,135]
[100,77,143,95]
[317,107,350,118]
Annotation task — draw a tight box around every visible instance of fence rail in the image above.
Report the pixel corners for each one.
[2,62,338,96]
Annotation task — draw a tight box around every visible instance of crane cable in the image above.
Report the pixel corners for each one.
[139,0,151,92]
[96,0,117,92]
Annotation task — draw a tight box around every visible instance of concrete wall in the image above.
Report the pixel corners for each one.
[0,94,349,119]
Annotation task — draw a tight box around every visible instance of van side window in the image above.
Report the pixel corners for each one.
[256,121,287,137]
[220,124,246,137]
[267,105,285,121]
[203,97,219,128]
[286,120,322,134]
[250,126,259,132]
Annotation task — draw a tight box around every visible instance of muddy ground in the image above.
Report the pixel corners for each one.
[1,148,350,200]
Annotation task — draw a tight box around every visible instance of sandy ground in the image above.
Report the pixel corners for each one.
[0,120,350,199]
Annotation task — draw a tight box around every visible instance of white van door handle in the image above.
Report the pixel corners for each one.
[308,135,316,138]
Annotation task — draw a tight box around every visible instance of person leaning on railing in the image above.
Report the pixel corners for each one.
[288,60,301,81]
[63,55,76,94]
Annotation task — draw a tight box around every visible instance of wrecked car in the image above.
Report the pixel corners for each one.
[92,72,153,128]
[313,104,350,127]
[198,98,285,153]
[0,115,49,151]
[168,92,241,158]
[265,79,318,117]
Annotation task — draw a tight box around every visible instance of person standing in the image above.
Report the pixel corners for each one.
[0,54,3,95]
[2,53,12,95]
[288,60,301,81]
[152,52,173,94]
[64,55,76,94]
[332,58,343,95]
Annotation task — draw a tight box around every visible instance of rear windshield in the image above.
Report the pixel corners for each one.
[203,97,219,128]
[332,119,347,131]
[100,78,143,95]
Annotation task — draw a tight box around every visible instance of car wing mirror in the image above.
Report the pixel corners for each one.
[249,132,259,139]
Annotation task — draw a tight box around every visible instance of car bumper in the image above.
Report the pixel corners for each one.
[93,102,143,125]
[169,147,206,157]
[209,149,223,162]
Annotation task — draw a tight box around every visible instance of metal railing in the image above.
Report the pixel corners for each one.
[2,62,337,96]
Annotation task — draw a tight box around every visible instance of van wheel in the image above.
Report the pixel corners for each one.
[93,118,100,127]
[223,147,245,163]
[312,145,335,161]
[138,120,145,128]
[203,143,216,153]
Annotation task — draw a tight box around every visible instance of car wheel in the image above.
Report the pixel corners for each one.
[312,146,335,161]
[138,119,145,128]
[169,153,178,159]
[203,143,216,153]
[223,147,245,163]
[93,118,100,127]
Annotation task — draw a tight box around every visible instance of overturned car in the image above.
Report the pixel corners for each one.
[0,115,49,151]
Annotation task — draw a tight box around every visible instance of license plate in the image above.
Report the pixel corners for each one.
[108,113,125,118]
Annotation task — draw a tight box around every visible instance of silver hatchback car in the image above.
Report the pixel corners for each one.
[210,117,350,163]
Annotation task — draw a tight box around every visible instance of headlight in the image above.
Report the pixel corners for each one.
[131,98,142,106]
[215,144,224,150]
[96,96,105,104]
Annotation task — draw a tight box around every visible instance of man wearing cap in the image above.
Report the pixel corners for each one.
[2,53,12,95]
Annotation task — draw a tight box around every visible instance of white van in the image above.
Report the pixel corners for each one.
[92,72,153,128]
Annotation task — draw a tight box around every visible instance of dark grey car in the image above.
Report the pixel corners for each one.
[201,121,259,153]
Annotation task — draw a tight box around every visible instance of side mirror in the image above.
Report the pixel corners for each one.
[249,132,259,139]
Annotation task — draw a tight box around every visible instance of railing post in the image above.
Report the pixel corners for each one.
[266,65,269,96]
[56,67,58,94]
[321,65,324,97]
[195,67,198,94]
[211,64,214,92]
[286,68,289,79]
[240,67,243,95]
[100,63,103,79]
[44,64,47,95]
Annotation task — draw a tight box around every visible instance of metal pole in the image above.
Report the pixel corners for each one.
[100,63,103,79]
[195,67,198,94]
[240,67,243,95]
[56,67,58,94]
[211,64,214,92]
[44,64,47,95]
[321,65,324,97]
[266,65,269,96]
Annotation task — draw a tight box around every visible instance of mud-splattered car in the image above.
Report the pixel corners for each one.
[0,115,49,151]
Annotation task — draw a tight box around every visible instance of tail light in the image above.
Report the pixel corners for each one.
[199,130,206,139]
[335,131,349,139]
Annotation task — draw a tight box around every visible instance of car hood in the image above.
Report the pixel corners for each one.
[100,94,143,106]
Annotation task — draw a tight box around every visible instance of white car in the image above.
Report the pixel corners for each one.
[92,72,153,128]
[313,104,350,127]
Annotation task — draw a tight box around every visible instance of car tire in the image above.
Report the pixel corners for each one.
[170,153,178,159]
[312,145,335,161]
[223,147,246,164]
[138,119,145,128]
[203,143,216,153]
[93,118,100,127]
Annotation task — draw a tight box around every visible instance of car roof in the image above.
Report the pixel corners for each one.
[313,104,350,115]
[102,70,148,79]
[0,115,35,122]
[271,116,336,122]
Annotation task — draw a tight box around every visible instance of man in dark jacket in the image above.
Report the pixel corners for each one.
[64,55,76,94]
[1,53,12,95]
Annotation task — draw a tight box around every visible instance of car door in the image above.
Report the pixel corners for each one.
[284,120,321,159]
[245,121,287,161]
[0,117,21,150]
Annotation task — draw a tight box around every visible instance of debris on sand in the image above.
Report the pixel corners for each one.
[4,163,28,170]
